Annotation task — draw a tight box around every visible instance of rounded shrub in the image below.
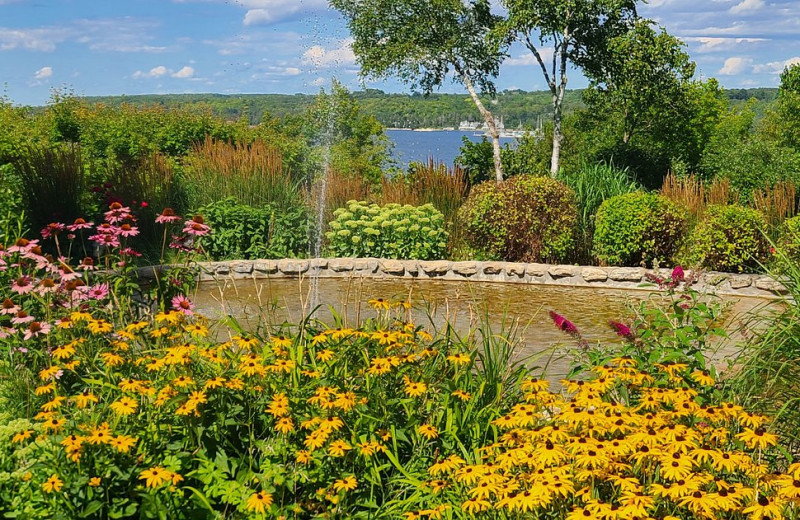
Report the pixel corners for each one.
[458,175,577,263]
[687,204,769,273]
[325,200,447,260]
[593,192,688,266]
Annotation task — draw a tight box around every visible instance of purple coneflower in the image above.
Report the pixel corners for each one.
[172,295,195,315]
[11,310,34,325]
[89,233,120,248]
[41,222,65,239]
[11,276,34,295]
[118,224,140,238]
[85,283,109,301]
[67,218,94,232]
[1,298,19,315]
[155,208,182,225]
[23,321,50,340]
[183,215,210,237]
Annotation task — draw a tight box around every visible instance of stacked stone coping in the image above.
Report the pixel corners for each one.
[135,258,788,298]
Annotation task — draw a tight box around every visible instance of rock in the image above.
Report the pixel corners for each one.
[380,259,405,275]
[755,277,787,294]
[214,262,231,275]
[526,263,547,277]
[232,262,253,274]
[329,259,354,272]
[402,260,419,275]
[506,263,526,277]
[278,259,309,274]
[420,260,452,275]
[309,258,329,270]
[581,267,609,282]
[549,265,577,278]
[452,261,478,276]
[253,260,278,274]
[609,267,644,282]
[483,262,504,275]
[353,259,378,273]
[728,275,753,289]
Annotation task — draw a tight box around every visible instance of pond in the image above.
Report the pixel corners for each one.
[193,276,770,380]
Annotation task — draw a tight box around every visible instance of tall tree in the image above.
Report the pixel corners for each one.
[496,0,638,176]
[329,0,507,182]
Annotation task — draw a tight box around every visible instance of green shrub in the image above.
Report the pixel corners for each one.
[686,204,769,272]
[594,191,688,266]
[559,162,640,260]
[198,198,308,260]
[458,175,577,262]
[779,215,800,260]
[326,201,447,259]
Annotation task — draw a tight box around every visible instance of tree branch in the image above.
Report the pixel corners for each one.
[524,35,555,94]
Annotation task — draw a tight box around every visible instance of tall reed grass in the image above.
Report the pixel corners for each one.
[380,159,469,223]
[752,181,797,227]
[12,144,85,231]
[183,137,302,210]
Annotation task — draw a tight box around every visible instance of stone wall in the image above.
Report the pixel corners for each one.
[138,258,788,298]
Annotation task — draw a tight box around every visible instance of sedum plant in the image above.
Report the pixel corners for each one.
[325,200,448,260]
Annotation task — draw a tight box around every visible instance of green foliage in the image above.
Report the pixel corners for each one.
[456,136,495,184]
[198,198,309,260]
[11,144,86,233]
[699,103,800,196]
[778,215,800,260]
[593,191,688,266]
[326,200,448,259]
[559,162,639,259]
[729,248,800,451]
[458,175,577,262]
[686,204,769,273]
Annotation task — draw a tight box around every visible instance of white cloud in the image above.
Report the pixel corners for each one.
[133,65,168,79]
[302,38,356,68]
[175,0,329,25]
[718,56,752,75]
[171,65,195,78]
[0,18,166,53]
[753,56,800,74]
[685,36,766,53]
[33,66,52,79]
[730,0,764,14]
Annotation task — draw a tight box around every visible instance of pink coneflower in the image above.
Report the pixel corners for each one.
[41,222,65,239]
[23,321,50,340]
[104,202,133,222]
[609,320,635,340]
[183,215,210,237]
[76,257,97,271]
[155,208,182,224]
[671,265,685,284]
[35,278,58,295]
[117,223,140,237]
[7,238,37,254]
[120,247,142,257]
[11,310,35,325]
[171,294,195,315]
[67,218,94,232]
[95,222,120,235]
[0,326,11,340]
[169,235,194,252]
[85,283,109,301]
[11,276,34,294]
[1,298,19,315]
[89,233,120,248]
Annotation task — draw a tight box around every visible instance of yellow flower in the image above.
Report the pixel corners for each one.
[41,396,66,412]
[404,379,427,397]
[139,466,172,489]
[35,383,56,395]
[446,353,471,365]
[75,391,99,409]
[417,424,439,439]
[451,389,472,401]
[272,335,292,348]
[266,393,290,417]
[12,430,34,443]
[691,369,715,386]
[87,320,113,335]
[737,427,779,450]
[42,474,63,493]
[89,477,101,487]
[111,435,138,453]
[245,491,273,514]
[100,352,125,367]
[296,450,312,464]
[203,377,226,390]
[87,423,113,444]
[110,397,138,416]
[316,349,335,362]
[276,417,294,434]
[51,343,76,360]
[368,298,391,310]
[328,439,352,457]
[333,475,358,492]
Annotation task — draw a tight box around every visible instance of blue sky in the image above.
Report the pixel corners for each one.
[1,0,799,106]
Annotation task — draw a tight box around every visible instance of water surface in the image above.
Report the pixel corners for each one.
[193,277,768,380]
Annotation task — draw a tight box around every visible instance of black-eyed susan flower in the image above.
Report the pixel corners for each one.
[328,439,351,457]
[89,477,101,487]
[139,466,172,489]
[245,491,273,514]
[109,397,138,416]
[737,427,779,450]
[333,475,358,492]
[417,424,438,439]
[42,474,63,493]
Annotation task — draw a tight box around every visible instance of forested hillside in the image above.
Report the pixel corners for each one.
[83,88,778,129]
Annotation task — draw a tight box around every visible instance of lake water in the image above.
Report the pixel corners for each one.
[386,129,517,167]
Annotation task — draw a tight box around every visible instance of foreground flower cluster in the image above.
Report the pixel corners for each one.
[416,358,794,520]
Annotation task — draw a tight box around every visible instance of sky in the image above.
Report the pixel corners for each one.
[1,0,799,106]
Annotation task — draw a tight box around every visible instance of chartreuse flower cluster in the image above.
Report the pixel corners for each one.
[416,358,793,520]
